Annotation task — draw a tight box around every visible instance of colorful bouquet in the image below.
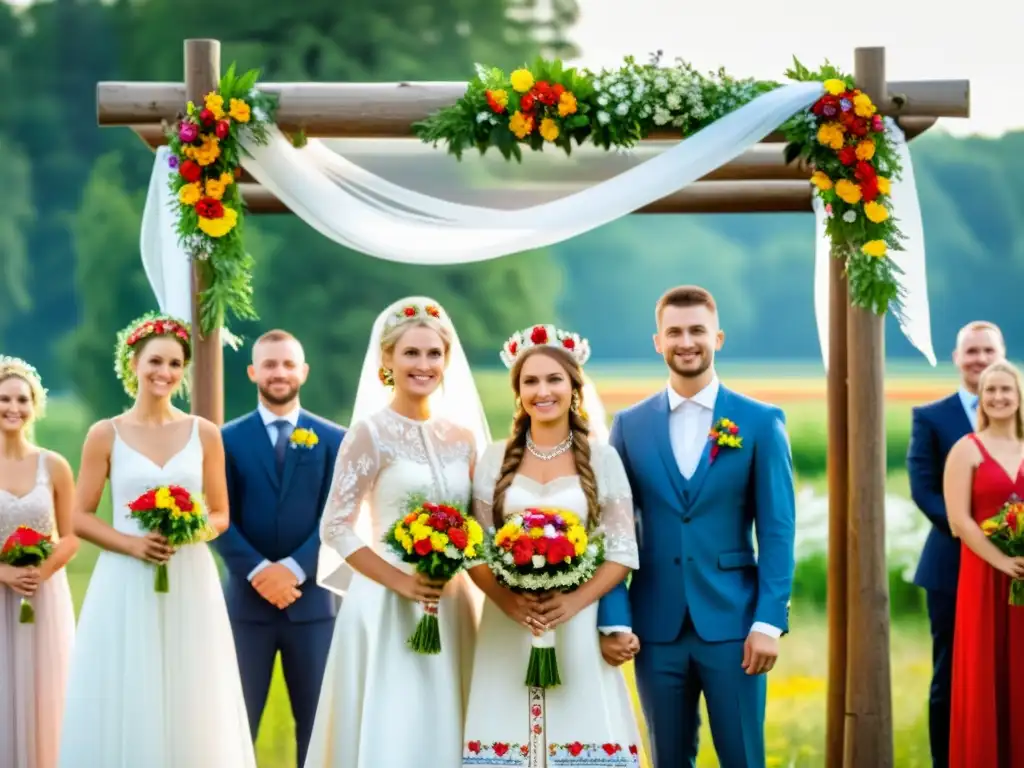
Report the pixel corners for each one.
[128,485,212,593]
[0,526,53,623]
[383,495,484,654]
[981,496,1024,605]
[487,507,604,688]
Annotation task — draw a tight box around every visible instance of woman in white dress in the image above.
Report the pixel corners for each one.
[0,357,77,768]
[305,297,491,768]
[59,314,255,768]
[463,324,642,767]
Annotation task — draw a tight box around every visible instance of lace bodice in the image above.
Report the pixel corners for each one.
[472,441,639,569]
[320,408,476,559]
[110,419,204,535]
[0,451,56,544]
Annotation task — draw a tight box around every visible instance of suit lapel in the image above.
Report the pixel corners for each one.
[278,411,307,501]
[687,386,734,504]
[246,411,280,490]
[944,393,973,437]
[652,392,688,505]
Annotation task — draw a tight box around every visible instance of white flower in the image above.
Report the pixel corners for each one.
[503,552,514,565]
[615,102,630,117]
[476,111,491,123]
[666,93,682,110]
[843,210,857,223]
[632,83,646,99]
[543,524,557,539]
[654,76,669,92]
[653,107,672,126]
[531,555,546,569]
[596,110,611,125]
[597,94,609,107]
[444,546,461,559]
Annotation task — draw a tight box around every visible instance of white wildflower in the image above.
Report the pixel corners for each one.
[843,210,857,223]
[596,110,611,125]
[615,102,630,117]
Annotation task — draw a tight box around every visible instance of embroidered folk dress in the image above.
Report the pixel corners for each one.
[462,441,642,768]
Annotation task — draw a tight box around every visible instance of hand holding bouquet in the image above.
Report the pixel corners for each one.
[486,507,604,688]
[0,526,53,623]
[383,494,484,654]
[981,495,1024,605]
[128,485,212,593]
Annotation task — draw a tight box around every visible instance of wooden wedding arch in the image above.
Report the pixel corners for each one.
[97,41,969,767]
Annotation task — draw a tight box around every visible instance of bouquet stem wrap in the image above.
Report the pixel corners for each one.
[410,600,442,654]
[526,628,561,688]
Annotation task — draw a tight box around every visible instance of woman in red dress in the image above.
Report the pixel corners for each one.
[945,359,1024,767]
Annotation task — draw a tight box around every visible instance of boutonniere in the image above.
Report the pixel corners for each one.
[290,427,319,450]
[708,417,742,463]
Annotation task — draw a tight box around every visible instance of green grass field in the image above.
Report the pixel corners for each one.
[44,363,949,767]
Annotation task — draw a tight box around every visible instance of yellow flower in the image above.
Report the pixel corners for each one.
[823,79,846,96]
[228,98,251,123]
[430,532,449,552]
[464,545,477,558]
[877,177,891,195]
[401,536,414,554]
[528,526,545,539]
[557,91,577,117]
[816,122,845,151]
[509,110,534,140]
[853,92,876,118]
[861,240,887,258]
[187,135,220,167]
[810,171,833,191]
[204,93,225,120]
[981,519,1000,534]
[178,182,202,206]
[466,519,484,545]
[417,513,429,524]
[539,117,560,143]
[510,69,534,93]
[205,178,227,201]
[855,140,876,161]
[394,524,407,539]
[410,522,430,542]
[560,511,581,527]
[486,89,509,110]
[155,487,172,509]
[291,428,319,448]
[197,206,239,238]
[219,171,235,188]
[864,201,889,223]
[834,179,862,205]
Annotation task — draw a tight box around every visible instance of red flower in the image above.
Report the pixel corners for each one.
[530,326,548,344]
[129,489,158,511]
[710,444,720,461]
[629,745,638,754]
[214,119,231,140]
[425,305,441,318]
[562,337,575,350]
[508,340,518,355]
[493,743,509,757]
[413,538,433,556]
[520,93,536,113]
[180,160,202,183]
[837,146,857,166]
[520,745,529,755]
[447,527,468,549]
[871,114,885,133]
[568,742,584,756]
[729,424,739,435]
[531,705,542,717]
[195,197,225,219]
[485,91,506,114]
[2,526,46,554]
[602,743,621,755]
[534,537,550,555]
[1009,510,1019,531]
[467,741,481,754]
[854,161,876,183]
[199,108,215,126]
[511,537,534,566]
[403,306,416,317]
[812,95,840,118]
[546,536,574,564]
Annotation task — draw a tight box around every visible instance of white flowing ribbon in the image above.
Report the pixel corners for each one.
[140,147,193,321]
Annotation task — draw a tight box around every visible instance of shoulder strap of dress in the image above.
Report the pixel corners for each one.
[968,432,990,461]
[35,450,50,485]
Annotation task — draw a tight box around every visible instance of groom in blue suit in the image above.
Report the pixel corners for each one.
[598,286,795,768]
[215,329,344,767]
[907,320,1004,768]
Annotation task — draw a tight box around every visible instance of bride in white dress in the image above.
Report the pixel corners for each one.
[463,325,642,767]
[59,315,255,768]
[305,297,490,768]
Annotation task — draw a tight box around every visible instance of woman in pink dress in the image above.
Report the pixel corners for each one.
[0,356,78,768]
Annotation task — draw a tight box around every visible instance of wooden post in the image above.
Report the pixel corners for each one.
[184,39,224,425]
[825,251,849,768]
[844,46,895,768]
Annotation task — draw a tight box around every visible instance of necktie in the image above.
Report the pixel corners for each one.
[273,420,293,472]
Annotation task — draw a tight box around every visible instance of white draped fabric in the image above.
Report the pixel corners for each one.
[138,80,935,370]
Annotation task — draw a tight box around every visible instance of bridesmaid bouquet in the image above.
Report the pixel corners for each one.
[128,485,212,593]
[383,494,485,654]
[486,507,604,688]
[981,495,1024,605]
[0,525,54,623]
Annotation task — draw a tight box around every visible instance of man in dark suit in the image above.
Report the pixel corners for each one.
[214,329,345,767]
[908,320,1004,768]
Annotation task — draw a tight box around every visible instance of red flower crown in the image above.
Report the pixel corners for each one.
[125,318,191,349]
[500,324,591,369]
[382,301,450,333]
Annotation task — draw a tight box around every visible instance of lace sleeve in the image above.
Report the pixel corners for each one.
[471,441,505,530]
[320,420,380,559]
[596,443,639,570]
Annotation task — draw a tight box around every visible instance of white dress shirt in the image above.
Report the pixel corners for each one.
[958,387,979,431]
[600,377,781,640]
[247,402,307,585]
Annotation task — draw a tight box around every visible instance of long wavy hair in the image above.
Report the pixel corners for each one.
[491,346,599,529]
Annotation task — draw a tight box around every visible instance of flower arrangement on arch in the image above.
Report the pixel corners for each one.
[166,64,276,334]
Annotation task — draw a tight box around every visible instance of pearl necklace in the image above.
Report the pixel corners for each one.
[526,430,574,460]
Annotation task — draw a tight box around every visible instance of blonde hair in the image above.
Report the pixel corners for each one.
[380,316,453,360]
[977,360,1024,439]
[956,320,1004,352]
[0,355,47,422]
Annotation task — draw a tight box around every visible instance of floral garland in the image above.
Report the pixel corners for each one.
[114,312,192,399]
[414,55,905,317]
[166,64,276,335]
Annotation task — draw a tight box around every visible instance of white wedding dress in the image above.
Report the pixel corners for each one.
[58,419,255,768]
[305,408,482,768]
[463,441,642,768]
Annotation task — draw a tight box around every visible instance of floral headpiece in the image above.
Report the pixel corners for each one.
[500,324,591,369]
[0,355,48,419]
[382,301,451,335]
[114,312,192,398]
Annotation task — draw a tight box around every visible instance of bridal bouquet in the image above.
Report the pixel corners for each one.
[486,507,604,688]
[981,495,1024,605]
[128,485,212,593]
[0,526,54,623]
[383,494,484,654]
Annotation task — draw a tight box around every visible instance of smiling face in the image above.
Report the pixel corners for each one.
[383,324,448,399]
[249,337,308,407]
[131,336,187,400]
[0,376,34,436]
[954,325,1004,393]
[515,347,580,428]
[654,302,724,379]
[979,369,1021,424]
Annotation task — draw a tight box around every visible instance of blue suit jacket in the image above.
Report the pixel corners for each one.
[908,393,972,595]
[215,409,345,624]
[597,386,796,643]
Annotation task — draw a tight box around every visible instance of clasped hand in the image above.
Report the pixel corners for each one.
[252,563,302,610]
[0,563,42,597]
[394,572,446,604]
[128,532,174,565]
[499,589,584,636]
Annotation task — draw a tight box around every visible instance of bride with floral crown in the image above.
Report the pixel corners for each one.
[462,324,642,768]
[305,297,490,768]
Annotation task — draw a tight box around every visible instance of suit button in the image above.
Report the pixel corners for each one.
[674,557,681,565]
[683,516,692,523]
[686,556,694,563]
